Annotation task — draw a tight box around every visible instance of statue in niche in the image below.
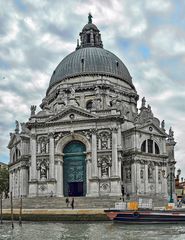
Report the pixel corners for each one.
[40,141,47,153]
[148,166,153,179]
[96,99,102,110]
[101,161,109,178]
[40,162,47,179]
[30,105,36,116]
[15,120,19,134]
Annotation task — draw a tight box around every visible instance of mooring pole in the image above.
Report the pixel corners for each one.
[0,193,3,224]
[19,195,22,226]
[10,192,14,229]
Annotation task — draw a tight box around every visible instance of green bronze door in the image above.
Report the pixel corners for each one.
[63,141,86,196]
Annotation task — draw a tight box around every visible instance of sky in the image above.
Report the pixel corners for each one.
[0,0,185,176]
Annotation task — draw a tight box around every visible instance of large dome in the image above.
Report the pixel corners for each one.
[49,47,133,89]
[48,15,134,91]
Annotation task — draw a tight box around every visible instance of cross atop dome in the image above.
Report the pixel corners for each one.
[76,14,103,50]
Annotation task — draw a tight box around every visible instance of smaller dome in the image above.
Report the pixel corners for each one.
[82,23,98,31]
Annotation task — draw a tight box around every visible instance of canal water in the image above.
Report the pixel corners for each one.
[1,222,185,240]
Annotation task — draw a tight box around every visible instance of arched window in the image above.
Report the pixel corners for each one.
[155,143,160,154]
[141,139,160,155]
[141,140,146,152]
[148,139,153,153]
[86,100,93,110]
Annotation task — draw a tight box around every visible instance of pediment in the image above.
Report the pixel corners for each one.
[47,106,98,123]
[136,122,167,136]
[7,133,21,149]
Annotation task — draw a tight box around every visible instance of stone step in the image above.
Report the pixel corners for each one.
[2,195,168,209]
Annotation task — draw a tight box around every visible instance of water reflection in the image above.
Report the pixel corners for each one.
[0,222,185,240]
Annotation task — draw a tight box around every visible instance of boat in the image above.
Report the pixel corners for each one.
[104,209,185,223]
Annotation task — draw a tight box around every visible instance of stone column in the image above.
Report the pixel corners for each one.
[136,162,140,194]
[9,171,13,194]
[144,163,148,193]
[162,166,168,194]
[117,125,122,149]
[86,158,91,196]
[91,130,98,177]
[131,162,136,193]
[112,128,118,176]
[56,160,63,196]
[155,165,159,194]
[17,168,21,197]
[49,132,55,179]
[21,167,28,196]
[30,134,37,180]
[12,170,15,197]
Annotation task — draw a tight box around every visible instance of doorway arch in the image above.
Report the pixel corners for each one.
[63,140,86,196]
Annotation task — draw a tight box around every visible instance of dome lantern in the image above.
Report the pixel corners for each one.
[76,14,103,50]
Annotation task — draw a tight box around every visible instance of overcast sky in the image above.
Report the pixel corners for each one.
[0,0,185,176]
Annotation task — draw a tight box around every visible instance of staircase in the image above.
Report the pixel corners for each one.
[2,196,120,209]
[2,194,168,210]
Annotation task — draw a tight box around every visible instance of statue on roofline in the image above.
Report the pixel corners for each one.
[88,12,93,24]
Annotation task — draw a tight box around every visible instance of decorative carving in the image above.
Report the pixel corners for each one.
[158,169,161,181]
[141,97,146,108]
[81,130,92,140]
[140,169,144,179]
[97,155,112,178]
[20,122,30,135]
[39,184,47,191]
[99,182,110,193]
[70,86,75,98]
[30,105,36,116]
[15,120,19,134]
[48,132,54,138]
[126,167,131,180]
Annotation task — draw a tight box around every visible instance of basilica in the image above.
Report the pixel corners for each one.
[8,15,176,198]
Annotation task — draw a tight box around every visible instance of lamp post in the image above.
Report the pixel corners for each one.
[162,169,176,203]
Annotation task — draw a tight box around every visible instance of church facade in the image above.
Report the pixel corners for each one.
[8,15,176,198]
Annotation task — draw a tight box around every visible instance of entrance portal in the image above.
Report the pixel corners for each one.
[63,141,86,196]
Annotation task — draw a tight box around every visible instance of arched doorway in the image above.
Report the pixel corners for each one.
[63,140,86,196]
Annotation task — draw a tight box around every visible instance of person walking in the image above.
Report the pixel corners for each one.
[71,197,74,209]
[65,197,69,207]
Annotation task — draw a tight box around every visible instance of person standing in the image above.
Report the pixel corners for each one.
[71,197,74,209]
[65,197,69,207]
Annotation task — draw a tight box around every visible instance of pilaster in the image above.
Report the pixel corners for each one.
[112,127,118,176]
[30,134,37,180]
[155,165,159,194]
[91,129,98,177]
[49,132,55,179]
[144,163,148,193]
